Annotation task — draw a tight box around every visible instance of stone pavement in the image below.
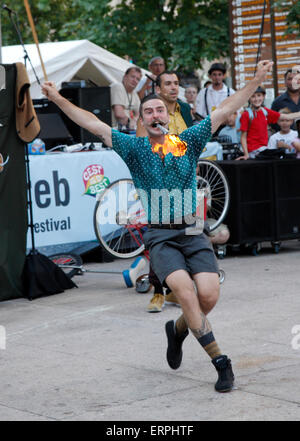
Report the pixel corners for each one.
[0,240,300,421]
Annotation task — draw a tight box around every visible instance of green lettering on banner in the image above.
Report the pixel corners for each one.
[85,176,110,196]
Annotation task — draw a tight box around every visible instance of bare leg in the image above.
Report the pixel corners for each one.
[166,270,221,360]
[192,272,220,315]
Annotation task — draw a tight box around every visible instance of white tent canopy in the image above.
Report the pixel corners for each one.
[1,39,148,98]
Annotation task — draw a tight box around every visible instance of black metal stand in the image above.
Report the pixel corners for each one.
[6,9,77,299]
[6,8,40,84]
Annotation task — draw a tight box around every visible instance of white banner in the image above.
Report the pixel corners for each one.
[27,150,131,248]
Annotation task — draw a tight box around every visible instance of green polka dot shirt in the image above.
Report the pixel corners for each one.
[111,116,212,223]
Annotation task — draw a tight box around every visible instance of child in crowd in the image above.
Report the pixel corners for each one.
[184,85,198,109]
[267,107,298,154]
[238,86,281,159]
[238,87,300,159]
[218,111,241,144]
[184,85,202,122]
[291,118,300,158]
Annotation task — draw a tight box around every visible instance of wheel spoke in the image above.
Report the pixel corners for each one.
[94,179,146,258]
[197,160,230,231]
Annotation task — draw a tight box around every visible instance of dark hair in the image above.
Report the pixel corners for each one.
[279,107,291,114]
[284,68,293,79]
[204,80,212,88]
[139,93,166,117]
[124,66,142,76]
[156,70,178,87]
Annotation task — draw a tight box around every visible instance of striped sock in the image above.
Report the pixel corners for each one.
[190,312,222,360]
[197,331,222,359]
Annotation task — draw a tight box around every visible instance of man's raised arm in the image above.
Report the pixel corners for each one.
[210,60,273,134]
[41,82,113,147]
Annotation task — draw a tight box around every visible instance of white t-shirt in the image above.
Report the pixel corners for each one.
[110,82,140,128]
[196,84,235,117]
[267,130,298,153]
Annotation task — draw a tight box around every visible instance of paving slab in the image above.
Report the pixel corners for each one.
[1,240,300,421]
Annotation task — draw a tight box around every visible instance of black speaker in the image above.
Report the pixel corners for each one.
[218,160,276,244]
[60,87,111,144]
[33,99,73,149]
[273,160,300,239]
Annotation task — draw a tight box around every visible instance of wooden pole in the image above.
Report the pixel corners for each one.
[269,0,279,97]
[0,13,2,64]
[23,0,48,81]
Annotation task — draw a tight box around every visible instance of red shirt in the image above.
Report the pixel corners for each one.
[240,107,280,152]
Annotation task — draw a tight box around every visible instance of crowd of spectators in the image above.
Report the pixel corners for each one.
[110,60,300,161]
[108,58,300,313]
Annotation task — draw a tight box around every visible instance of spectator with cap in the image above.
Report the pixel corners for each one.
[238,86,300,159]
[136,57,166,100]
[195,63,235,127]
[271,68,300,131]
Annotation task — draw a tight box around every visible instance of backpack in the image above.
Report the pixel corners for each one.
[236,107,268,131]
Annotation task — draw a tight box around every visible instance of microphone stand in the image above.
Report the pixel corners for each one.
[4,6,40,84]
[4,5,41,255]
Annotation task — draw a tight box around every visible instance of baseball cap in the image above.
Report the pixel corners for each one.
[254,86,266,94]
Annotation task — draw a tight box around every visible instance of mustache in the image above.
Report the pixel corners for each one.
[151,121,169,134]
[151,120,167,127]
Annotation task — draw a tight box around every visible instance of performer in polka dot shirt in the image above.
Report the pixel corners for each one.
[42,60,273,393]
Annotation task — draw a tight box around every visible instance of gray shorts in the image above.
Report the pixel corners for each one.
[143,227,219,285]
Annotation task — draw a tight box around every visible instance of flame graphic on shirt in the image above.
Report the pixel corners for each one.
[152,135,187,159]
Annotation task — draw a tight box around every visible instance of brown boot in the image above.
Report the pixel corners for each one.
[147,293,165,313]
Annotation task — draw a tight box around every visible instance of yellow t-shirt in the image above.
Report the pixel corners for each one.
[168,103,188,135]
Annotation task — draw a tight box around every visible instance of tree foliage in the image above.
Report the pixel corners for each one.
[1,0,230,71]
[274,0,300,35]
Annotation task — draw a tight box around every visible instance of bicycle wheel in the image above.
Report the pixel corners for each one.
[197,159,230,232]
[49,253,83,278]
[94,178,147,259]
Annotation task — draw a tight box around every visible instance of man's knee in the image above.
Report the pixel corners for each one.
[200,285,219,308]
[172,284,196,305]
[195,274,220,310]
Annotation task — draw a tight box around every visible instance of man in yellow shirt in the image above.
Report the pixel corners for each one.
[136,71,193,138]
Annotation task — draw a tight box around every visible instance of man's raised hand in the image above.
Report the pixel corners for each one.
[41,81,60,102]
[255,60,273,83]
